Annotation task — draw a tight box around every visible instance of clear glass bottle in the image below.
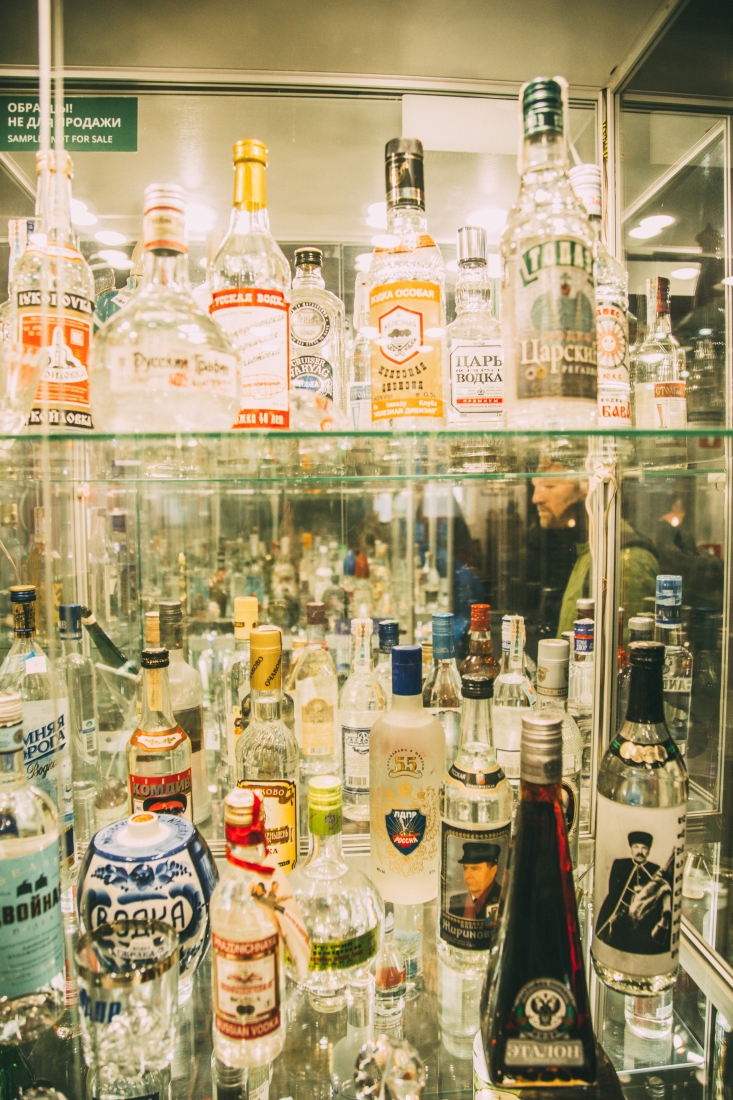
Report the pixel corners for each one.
[345,269,372,429]
[568,163,631,427]
[159,599,209,824]
[126,647,194,822]
[56,604,99,854]
[222,595,259,788]
[687,334,725,426]
[654,575,693,756]
[0,584,74,873]
[236,627,299,874]
[501,79,597,429]
[0,503,22,661]
[27,505,62,650]
[492,615,536,792]
[340,618,386,823]
[211,788,285,1068]
[289,247,345,423]
[568,616,594,829]
[15,151,95,431]
[87,509,118,632]
[0,689,65,1044]
[439,674,511,1058]
[423,612,462,771]
[289,775,383,1011]
[535,638,582,866]
[459,604,500,686]
[0,217,37,345]
[446,226,503,427]
[210,139,291,430]
[367,138,446,429]
[374,913,406,1034]
[617,615,652,733]
[79,606,137,674]
[90,183,239,432]
[330,977,375,1099]
[375,619,399,705]
[630,277,688,466]
[295,602,340,828]
[592,641,688,995]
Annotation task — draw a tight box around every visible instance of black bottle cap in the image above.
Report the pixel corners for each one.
[294,247,323,268]
[629,640,665,665]
[141,647,169,669]
[522,78,564,138]
[385,137,425,210]
[461,674,493,700]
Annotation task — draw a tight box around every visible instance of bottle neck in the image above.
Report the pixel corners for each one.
[624,662,666,730]
[42,171,73,244]
[160,621,184,656]
[142,251,189,290]
[377,649,393,666]
[140,666,176,731]
[226,838,267,871]
[251,686,282,724]
[648,309,672,335]
[233,160,267,215]
[536,688,568,713]
[293,265,325,290]
[469,628,493,656]
[61,637,83,657]
[455,262,492,315]
[233,636,250,654]
[352,630,372,673]
[306,622,326,645]
[229,206,271,236]
[307,827,344,865]
[521,129,567,175]
[386,203,428,242]
[390,692,423,712]
[459,696,493,748]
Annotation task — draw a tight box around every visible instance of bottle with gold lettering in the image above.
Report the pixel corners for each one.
[236,627,299,873]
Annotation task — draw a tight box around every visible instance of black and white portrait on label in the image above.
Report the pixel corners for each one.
[595,830,674,955]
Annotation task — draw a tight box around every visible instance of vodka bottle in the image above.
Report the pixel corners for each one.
[159,599,210,823]
[458,604,500,685]
[482,714,596,1087]
[0,585,74,872]
[236,627,298,873]
[222,595,259,786]
[423,612,462,771]
[492,615,536,790]
[27,505,62,649]
[688,334,725,426]
[568,163,631,426]
[345,270,372,429]
[79,607,137,674]
[0,690,65,1043]
[617,614,652,732]
[56,604,99,853]
[369,645,444,903]
[126,648,194,821]
[210,140,291,430]
[568,617,594,822]
[295,602,340,817]
[655,575,692,755]
[592,641,688,995]
[535,638,582,865]
[446,226,503,426]
[330,979,376,1099]
[90,183,238,432]
[368,138,446,429]
[340,618,386,823]
[630,277,687,466]
[87,509,118,630]
[289,247,345,419]
[375,618,399,704]
[15,151,95,431]
[211,789,285,1067]
[501,79,597,429]
[0,217,37,345]
[290,775,383,1010]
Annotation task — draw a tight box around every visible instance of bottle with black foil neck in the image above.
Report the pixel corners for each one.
[592,641,687,996]
[482,712,596,1088]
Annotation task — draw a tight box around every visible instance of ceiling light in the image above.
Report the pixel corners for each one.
[95,229,127,246]
[72,210,98,227]
[98,249,133,269]
[366,202,388,230]
[371,234,400,248]
[354,253,373,272]
[368,202,386,217]
[641,214,675,231]
[29,232,47,247]
[699,328,712,335]
[671,267,700,280]
[465,206,508,241]
[186,202,217,235]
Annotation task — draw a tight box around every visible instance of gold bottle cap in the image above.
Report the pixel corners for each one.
[233,596,259,641]
[233,139,268,165]
[250,626,282,691]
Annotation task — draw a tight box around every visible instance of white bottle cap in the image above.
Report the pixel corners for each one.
[568,163,602,219]
[123,811,165,846]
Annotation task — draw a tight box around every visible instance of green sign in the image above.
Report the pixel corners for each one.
[0,96,138,152]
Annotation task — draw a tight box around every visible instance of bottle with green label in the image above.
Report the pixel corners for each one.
[289,775,383,1011]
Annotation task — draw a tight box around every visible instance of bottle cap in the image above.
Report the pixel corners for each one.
[159,600,183,625]
[1,502,18,526]
[647,276,671,318]
[629,640,665,666]
[233,139,268,165]
[384,137,425,210]
[378,619,399,653]
[250,626,282,691]
[536,638,570,695]
[308,775,342,837]
[520,713,563,785]
[294,247,323,268]
[522,78,564,139]
[10,584,35,603]
[351,616,373,637]
[457,226,488,266]
[573,618,594,654]
[233,596,259,640]
[306,602,326,626]
[125,812,161,842]
[470,604,491,631]
[461,674,493,700]
[629,615,653,641]
[392,644,422,697]
[58,604,82,642]
[431,613,454,660]
[568,163,602,219]
[145,611,160,647]
[143,183,187,255]
[141,647,169,670]
[224,787,263,827]
[343,549,356,576]
[10,585,36,637]
[655,574,682,627]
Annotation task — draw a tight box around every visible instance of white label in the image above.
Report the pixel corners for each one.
[346,381,372,429]
[449,340,503,420]
[634,381,687,430]
[592,794,686,978]
[82,717,97,754]
[342,726,370,792]
[108,347,238,396]
[23,698,73,830]
[598,385,631,425]
[24,654,47,675]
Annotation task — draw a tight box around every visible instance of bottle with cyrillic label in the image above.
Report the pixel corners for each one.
[339,618,386,823]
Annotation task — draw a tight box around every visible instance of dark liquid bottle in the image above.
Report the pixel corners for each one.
[482,712,596,1088]
[459,604,500,684]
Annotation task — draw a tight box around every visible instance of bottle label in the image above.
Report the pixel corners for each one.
[596,303,629,386]
[592,794,686,978]
[82,717,97,754]
[369,280,444,421]
[448,762,506,788]
[308,926,378,971]
[212,930,280,1040]
[505,978,584,1067]
[634,381,687,429]
[298,679,336,756]
[237,779,297,873]
[0,835,64,998]
[129,767,193,820]
[346,381,372,429]
[511,238,597,402]
[342,725,370,793]
[210,287,290,429]
[439,821,509,950]
[107,347,238,397]
[23,699,75,864]
[598,385,631,424]
[448,340,503,420]
[290,355,333,399]
[0,719,23,753]
[290,300,330,346]
[19,285,95,430]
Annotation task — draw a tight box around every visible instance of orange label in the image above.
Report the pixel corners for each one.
[369,281,443,420]
[18,289,94,430]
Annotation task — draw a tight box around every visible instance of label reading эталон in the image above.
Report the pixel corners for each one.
[369,280,443,421]
[449,340,503,422]
[0,836,64,999]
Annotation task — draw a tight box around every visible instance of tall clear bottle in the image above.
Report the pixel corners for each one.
[56,604,99,854]
[446,226,503,427]
[0,690,65,1043]
[569,163,631,426]
[222,595,259,788]
[568,616,594,829]
[630,277,687,466]
[295,602,340,828]
[210,140,291,430]
[0,217,37,345]
[289,247,345,421]
[27,504,62,649]
[423,612,462,771]
[367,138,446,428]
[90,183,239,432]
[0,585,74,872]
[654,574,692,756]
[501,79,597,429]
[345,269,372,429]
[15,151,95,431]
[340,618,386,823]
[492,615,536,791]
[375,619,399,705]
[535,638,582,865]
[592,641,688,994]
[236,627,299,874]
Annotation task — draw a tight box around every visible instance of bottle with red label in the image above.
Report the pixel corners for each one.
[14,150,95,431]
[126,647,194,822]
[210,140,291,429]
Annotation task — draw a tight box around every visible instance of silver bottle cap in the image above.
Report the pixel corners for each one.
[520,713,562,785]
[456,226,488,266]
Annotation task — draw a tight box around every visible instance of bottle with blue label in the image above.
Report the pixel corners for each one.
[0,689,65,1042]
[423,613,463,771]
[654,575,692,755]
[56,603,100,854]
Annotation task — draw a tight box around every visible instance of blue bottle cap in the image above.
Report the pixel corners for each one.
[378,618,399,653]
[432,612,454,660]
[573,618,594,654]
[655,574,682,626]
[392,644,423,697]
[59,603,83,642]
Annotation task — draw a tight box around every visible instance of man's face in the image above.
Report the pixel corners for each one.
[463,862,497,897]
[532,469,586,529]
[630,843,650,865]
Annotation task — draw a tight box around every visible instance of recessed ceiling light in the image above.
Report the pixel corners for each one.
[699,328,712,335]
[95,230,127,246]
[670,267,700,280]
[465,206,508,240]
[98,248,132,269]
[366,202,388,230]
[186,203,216,235]
[371,234,400,248]
[70,199,88,217]
[628,214,675,240]
[72,210,98,227]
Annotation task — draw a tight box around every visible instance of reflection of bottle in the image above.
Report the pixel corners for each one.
[631,277,687,466]
[0,503,21,659]
[459,604,500,685]
[57,604,99,853]
[289,247,345,417]
[375,913,406,1034]
[296,602,339,808]
[27,505,63,646]
[654,575,692,756]
[375,619,399,704]
[568,617,594,825]
[492,615,536,790]
[340,618,386,823]
[423,612,462,771]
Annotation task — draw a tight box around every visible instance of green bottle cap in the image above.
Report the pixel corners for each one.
[523,78,564,138]
[308,775,342,836]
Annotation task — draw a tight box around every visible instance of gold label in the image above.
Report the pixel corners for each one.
[237,779,297,873]
[369,280,444,420]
